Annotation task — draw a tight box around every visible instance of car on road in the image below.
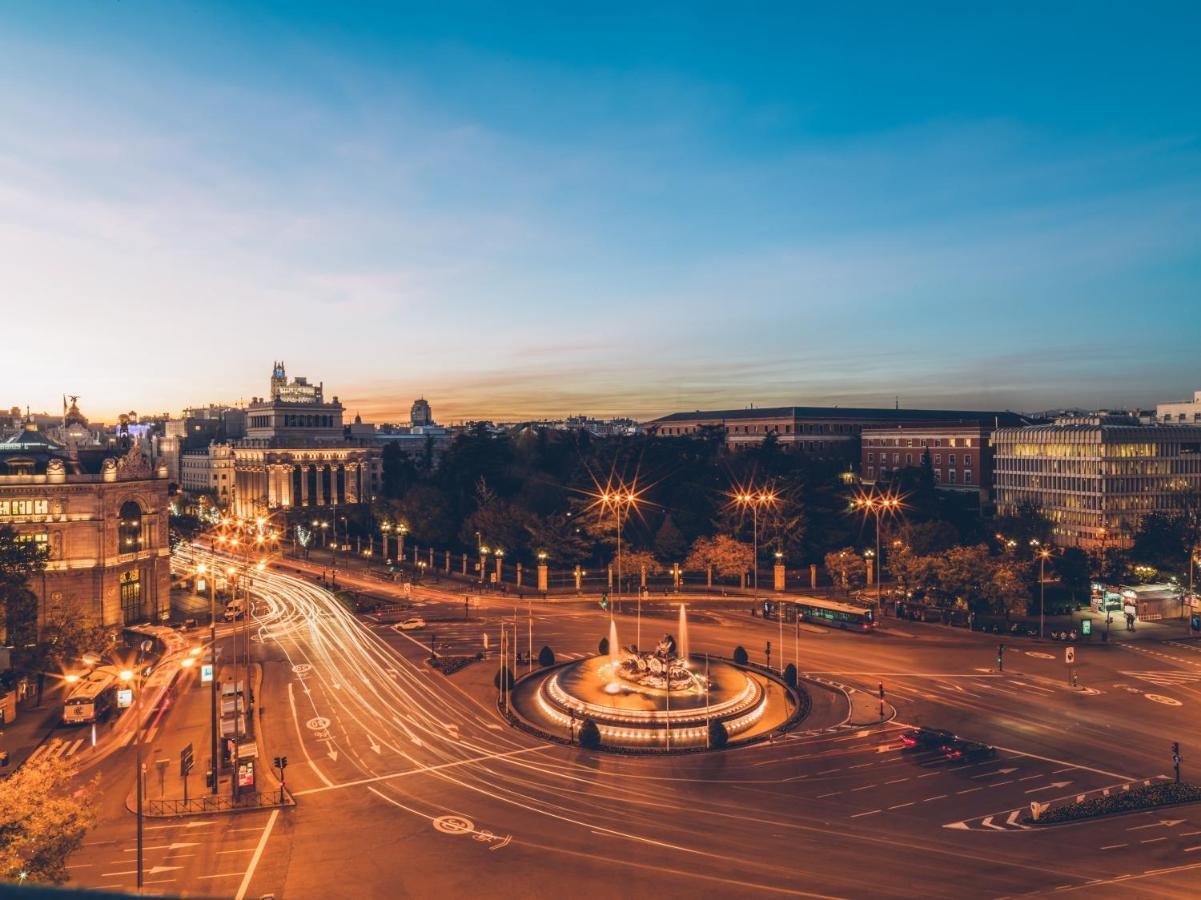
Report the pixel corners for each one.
[939,739,997,762]
[899,727,955,750]
[396,617,426,631]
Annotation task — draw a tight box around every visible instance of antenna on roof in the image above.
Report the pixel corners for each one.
[895,396,899,410]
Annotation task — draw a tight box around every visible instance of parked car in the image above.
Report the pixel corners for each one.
[222,601,245,622]
[396,617,427,631]
[899,727,955,750]
[939,739,997,762]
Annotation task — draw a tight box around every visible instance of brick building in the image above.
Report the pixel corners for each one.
[860,422,1000,500]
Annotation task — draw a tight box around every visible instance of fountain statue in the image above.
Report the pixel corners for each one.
[614,633,697,692]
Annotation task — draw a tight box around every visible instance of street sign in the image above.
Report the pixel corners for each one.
[1081,619,1092,636]
[200,663,213,684]
[117,688,133,709]
[1065,646,1076,665]
[180,743,194,776]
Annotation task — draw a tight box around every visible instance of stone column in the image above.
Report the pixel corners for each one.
[315,464,326,506]
[267,463,278,507]
[299,465,310,506]
[346,462,359,503]
[360,463,370,503]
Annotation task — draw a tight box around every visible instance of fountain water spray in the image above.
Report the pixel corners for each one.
[608,619,620,670]
[677,603,689,666]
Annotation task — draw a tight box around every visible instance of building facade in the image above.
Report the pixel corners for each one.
[1157,390,1201,425]
[1,422,171,629]
[228,363,380,518]
[860,422,996,500]
[992,416,1201,549]
[180,442,235,503]
[645,406,1028,457]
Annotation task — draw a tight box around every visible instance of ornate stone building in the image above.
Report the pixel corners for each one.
[228,363,379,518]
[0,421,171,629]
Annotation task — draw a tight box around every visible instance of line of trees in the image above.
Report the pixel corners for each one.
[367,428,868,573]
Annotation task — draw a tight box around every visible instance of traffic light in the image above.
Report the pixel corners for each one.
[1173,741,1181,761]
[600,590,609,610]
[878,681,885,699]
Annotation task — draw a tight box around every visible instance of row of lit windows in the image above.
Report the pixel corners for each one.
[282,414,335,428]
[870,466,973,484]
[865,437,974,448]
[0,499,49,517]
[868,452,973,467]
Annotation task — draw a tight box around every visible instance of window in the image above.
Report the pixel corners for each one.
[867,466,875,478]
[948,470,957,484]
[964,470,973,484]
[118,501,143,553]
[868,452,875,463]
[934,454,942,465]
[892,453,899,464]
[0,499,49,517]
[948,454,956,465]
[120,570,141,625]
[905,453,913,465]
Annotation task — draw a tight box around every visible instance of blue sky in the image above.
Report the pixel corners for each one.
[2,2,1199,421]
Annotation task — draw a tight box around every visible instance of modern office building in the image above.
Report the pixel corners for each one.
[0,420,171,629]
[992,415,1201,549]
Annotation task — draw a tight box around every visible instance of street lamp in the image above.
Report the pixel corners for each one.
[851,488,901,609]
[590,478,643,614]
[1032,540,1050,639]
[118,667,145,891]
[733,487,779,592]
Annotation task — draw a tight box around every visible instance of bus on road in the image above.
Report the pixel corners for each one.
[63,667,119,725]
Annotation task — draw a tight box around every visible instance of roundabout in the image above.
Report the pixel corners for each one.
[509,613,799,751]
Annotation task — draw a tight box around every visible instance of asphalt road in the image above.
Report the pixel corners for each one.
[62,560,1201,898]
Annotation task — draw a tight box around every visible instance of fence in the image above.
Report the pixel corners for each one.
[148,789,290,816]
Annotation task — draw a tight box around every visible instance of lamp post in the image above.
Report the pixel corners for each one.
[598,487,638,613]
[735,488,778,593]
[380,521,391,561]
[197,562,219,796]
[1032,540,1050,639]
[852,490,900,610]
[119,666,145,890]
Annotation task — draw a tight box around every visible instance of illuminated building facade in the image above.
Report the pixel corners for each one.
[226,363,380,517]
[0,421,170,629]
[860,422,997,501]
[992,416,1201,549]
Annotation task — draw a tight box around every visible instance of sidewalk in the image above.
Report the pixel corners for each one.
[0,683,71,769]
[125,661,291,817]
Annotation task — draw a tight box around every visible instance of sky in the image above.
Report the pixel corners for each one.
[1,2,1199,423]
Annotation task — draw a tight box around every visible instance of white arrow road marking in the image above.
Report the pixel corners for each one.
[981,816,1006,831]
[1127,819,1185,831]
[367,732,382,754]
[973,767,1017,779]
[944,821,970,830]
[1025,781,1071,794]
[124,842,199,852]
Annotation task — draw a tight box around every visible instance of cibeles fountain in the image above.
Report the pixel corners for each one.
[511,605,798,751]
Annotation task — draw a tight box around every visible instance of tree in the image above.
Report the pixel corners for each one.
[380,442,420,499]
[1055,548,1091,606]
[597,636,609,656]
[617,549,663,584]
[824,547,866,593]
[0,755,97,885]
[685,535,752,579]
[935,544,995,610]
[578,718,601,750]
[652,515,688,562]
[783,662,798,689]
[493,666,515,691]
[887,544,939,601]
[538,645,555,667]
[707,719,729,749]
[1131,513,1188,576]
[732,645,749,665]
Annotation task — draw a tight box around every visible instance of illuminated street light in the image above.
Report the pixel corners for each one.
[732,484,780,592]
[850,487,903,609]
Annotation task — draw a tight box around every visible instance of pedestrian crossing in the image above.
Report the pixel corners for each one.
[1119,670,1201,687]
[26,736,87,764]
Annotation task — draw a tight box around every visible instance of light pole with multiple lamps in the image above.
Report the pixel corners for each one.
[1031,540,1051,638]
[851,488,901,610]
[597,485,641,613]
[734,487,778,592]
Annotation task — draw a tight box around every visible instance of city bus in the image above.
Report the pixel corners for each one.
[63,667,119,725]
[766,597,876,632]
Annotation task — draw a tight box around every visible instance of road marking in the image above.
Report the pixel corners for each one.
[1018,775,1043,782]
[956,788,982,795]
[1140,837,1167,844]
[923,795,948,802]
[1144,693,1183,706]
[849,809,880,818]
[1185,846,1201,852]
[1100,843,1127,850]
[287,682,334,789]
[816,792,841,798]
[293,745,548,796]
[198,872,245,879]
[234,808,278,900]
[887,802,914,810]
[884,778,908,785]
[850,785,876,792]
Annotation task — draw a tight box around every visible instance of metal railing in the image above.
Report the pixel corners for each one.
[148,790,288,816]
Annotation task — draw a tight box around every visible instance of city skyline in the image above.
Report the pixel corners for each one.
[4,4,1200,420]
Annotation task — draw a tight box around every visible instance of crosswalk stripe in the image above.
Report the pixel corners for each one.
[26,740,59,764]
[65,738,85,757]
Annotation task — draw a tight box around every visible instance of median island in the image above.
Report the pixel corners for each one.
[1024,782,1201,825]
